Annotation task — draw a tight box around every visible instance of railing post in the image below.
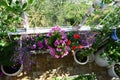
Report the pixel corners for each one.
[20,0,29,31]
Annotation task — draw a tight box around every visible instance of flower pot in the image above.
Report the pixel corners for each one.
[108,63,120,78]
[95,48,109,67]
[73,50,89,65]
[1,63,23,76]
[0,68,4,77]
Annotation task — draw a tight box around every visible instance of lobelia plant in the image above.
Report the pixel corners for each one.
[13,34,46,70]
[45,26,70,58]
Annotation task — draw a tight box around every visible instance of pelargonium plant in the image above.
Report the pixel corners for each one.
[67,31,96,50]
[45,26,70,58]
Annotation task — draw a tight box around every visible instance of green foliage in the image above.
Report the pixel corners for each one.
[0,0,33,65]
[28,0,91,27]
[102,39,120,64]
[115,64,120,77]
[100,7,120,29]
[103,0,113,4]
[53,73,97,80]
[0,41,16,66]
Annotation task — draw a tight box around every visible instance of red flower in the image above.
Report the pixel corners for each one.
[78,45,83,49]
[67,40,71,45]
[74,34,80,39]
[72,46,76,50]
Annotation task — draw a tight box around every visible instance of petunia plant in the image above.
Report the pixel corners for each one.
[45,26,70,58]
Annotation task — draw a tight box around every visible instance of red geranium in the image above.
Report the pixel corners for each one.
[78,45,83,49]
[74,34,80,39]
[72,46,76,50]
[67,40,71,45]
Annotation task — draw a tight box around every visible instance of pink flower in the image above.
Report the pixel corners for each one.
[55,55,60,58]
[37,41,43,49]
[31,44,36,49]
[49,46,55,56]
[61,50,69,58]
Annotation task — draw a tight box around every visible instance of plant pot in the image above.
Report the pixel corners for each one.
[108,63,120,78]
[1,63,23,76]
[95,48,110,67]
[0,68,4,77]
[73,50,89,65]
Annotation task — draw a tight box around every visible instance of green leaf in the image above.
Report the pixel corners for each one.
[28,0,34,5]
[0,40,7,46]
[8,0,12,5]
[22,2,28,10]
[0,1,8,7]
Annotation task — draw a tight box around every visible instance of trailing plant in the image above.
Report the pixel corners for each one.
[13,34,46,70]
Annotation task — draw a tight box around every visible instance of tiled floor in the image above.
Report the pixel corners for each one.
[0,53,113,80]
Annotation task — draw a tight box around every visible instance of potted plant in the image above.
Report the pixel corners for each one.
[12,34,44,71]
[0,68,4,77]
[1,61,23,76]
[95,38,120,67]
[67,31,96,65]
[45,26,70,58]
[23,34,47,54]
[0,0,34,76]
[108,63,120,78]
[73,49,89,65]
[0,39,24,76]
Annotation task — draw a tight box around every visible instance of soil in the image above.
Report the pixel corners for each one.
[114,64,120,77]
[3,63,21,74]
[76,50,87,63]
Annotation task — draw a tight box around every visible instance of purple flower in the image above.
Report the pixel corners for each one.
[46,32,52,37]
[31,44,36,49]
[54,40,60,46]
[56,48,62,52]
[52,26,61,31]
[46,26,70,58]
[55,54,60,58]
[61,50,69,58]
[49,46,55,56]
[31,36,34,41]
[37,41,43,49]
[45,39,48,45]
[36,34,39,37]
